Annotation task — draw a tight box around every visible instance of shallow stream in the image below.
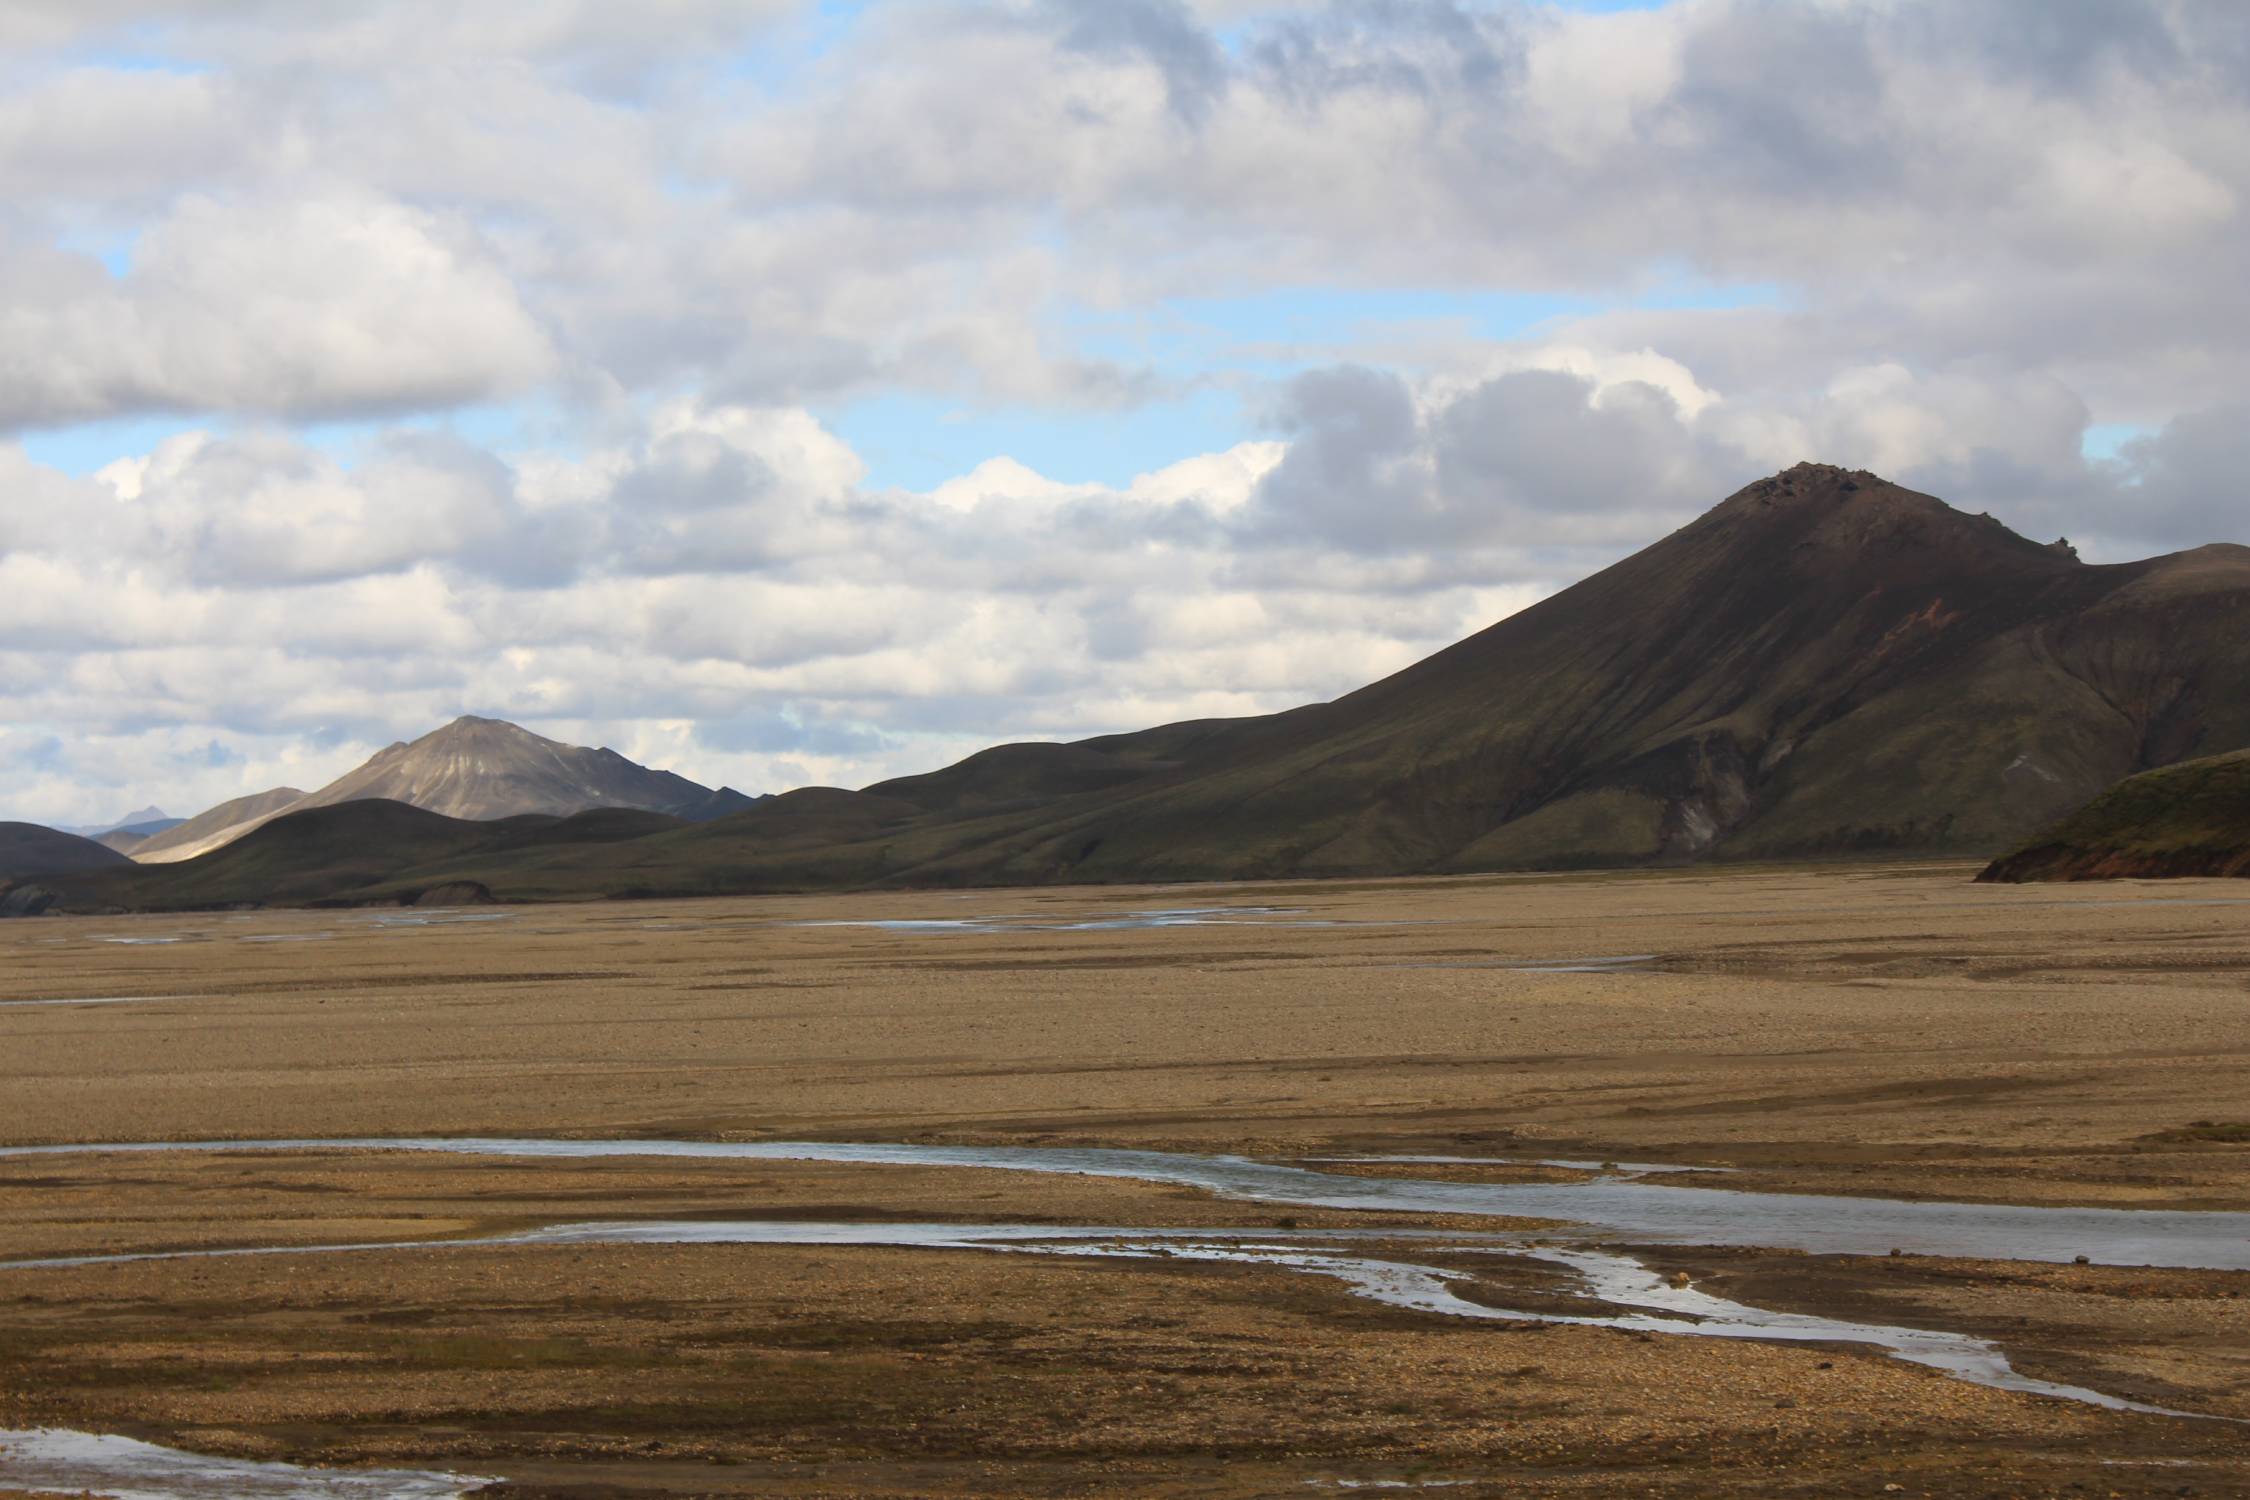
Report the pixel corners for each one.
[6,1135,2246,1497]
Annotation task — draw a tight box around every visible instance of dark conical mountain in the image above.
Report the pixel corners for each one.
[782,462,2249,882]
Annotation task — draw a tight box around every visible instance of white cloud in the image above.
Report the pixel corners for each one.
[0,193,554,427]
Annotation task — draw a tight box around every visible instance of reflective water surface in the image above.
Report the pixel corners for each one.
[0,1427,491,1499]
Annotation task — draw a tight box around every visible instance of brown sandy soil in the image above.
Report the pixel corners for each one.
[4,865,2250,1495]
[3,1240,2246,1499]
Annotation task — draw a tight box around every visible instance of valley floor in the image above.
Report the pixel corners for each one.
[3,865,2248,1497]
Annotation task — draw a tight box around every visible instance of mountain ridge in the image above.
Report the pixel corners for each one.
[32,463,2250,908]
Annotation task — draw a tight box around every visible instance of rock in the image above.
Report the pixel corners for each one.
[0,882,60,918]
[408,880,496,907]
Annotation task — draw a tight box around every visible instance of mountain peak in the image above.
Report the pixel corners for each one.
[1698,462,2072,574]
[294,716,712,825]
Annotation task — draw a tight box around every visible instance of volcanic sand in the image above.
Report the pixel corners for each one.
[3,864,2249,1496]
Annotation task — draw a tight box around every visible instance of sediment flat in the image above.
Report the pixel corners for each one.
[3,865,2247,1496]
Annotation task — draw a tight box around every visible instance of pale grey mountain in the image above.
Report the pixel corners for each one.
[290,716,715,822]
[136,718,735,862]
[55,805,173,837]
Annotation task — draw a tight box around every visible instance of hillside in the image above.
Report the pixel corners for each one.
[290,716,710,822]
[61,800,690,910]
[1979,750,2250,881]
[0,823,134,879]
[132,787,308,863]
[94,818,187,855]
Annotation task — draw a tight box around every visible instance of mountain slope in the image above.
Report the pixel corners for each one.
[95,818,186,854]
[0,823,135,878]
[1979,750,2250,881]
[132,788,308,864]
[769,463,2247,884]
[551,463,2250,892]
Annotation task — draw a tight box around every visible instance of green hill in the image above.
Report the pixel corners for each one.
[1978,750,2250,881]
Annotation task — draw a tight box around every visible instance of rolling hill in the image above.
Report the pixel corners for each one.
[1979,750,2250,881]
[62,800,691,910]
[0,823,135,879]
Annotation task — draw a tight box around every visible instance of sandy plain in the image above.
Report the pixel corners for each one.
[2,863,2248,1497]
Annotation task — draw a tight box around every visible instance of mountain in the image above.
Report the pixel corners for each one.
[132,718,737,863]
[0,823,135,879]
[132,788,308,864]
[727,461,2244,885]
[45,463,2250,908]
[287,716,712,822]
[1979,750,2250,881]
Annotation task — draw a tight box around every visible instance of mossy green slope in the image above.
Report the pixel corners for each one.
[1978,750,2250,881]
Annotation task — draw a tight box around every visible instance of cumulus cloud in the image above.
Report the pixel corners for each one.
[0,194,554,427]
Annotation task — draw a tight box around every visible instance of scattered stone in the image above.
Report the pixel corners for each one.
[0,882,60,918]
[408,880,496,907]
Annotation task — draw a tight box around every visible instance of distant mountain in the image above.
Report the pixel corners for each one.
[1980,750,2250,881]
[52,805,174,838]
[132,788,308,864]
[286,716,706,822]
[664,785,767,822]
[0,823,135,879]
[94,817,188,854]
[132,718,737,862]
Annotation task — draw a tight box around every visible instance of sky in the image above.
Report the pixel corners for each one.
[4,0,2249,826]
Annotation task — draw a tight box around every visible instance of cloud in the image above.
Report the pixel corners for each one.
[0,193,554,428]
